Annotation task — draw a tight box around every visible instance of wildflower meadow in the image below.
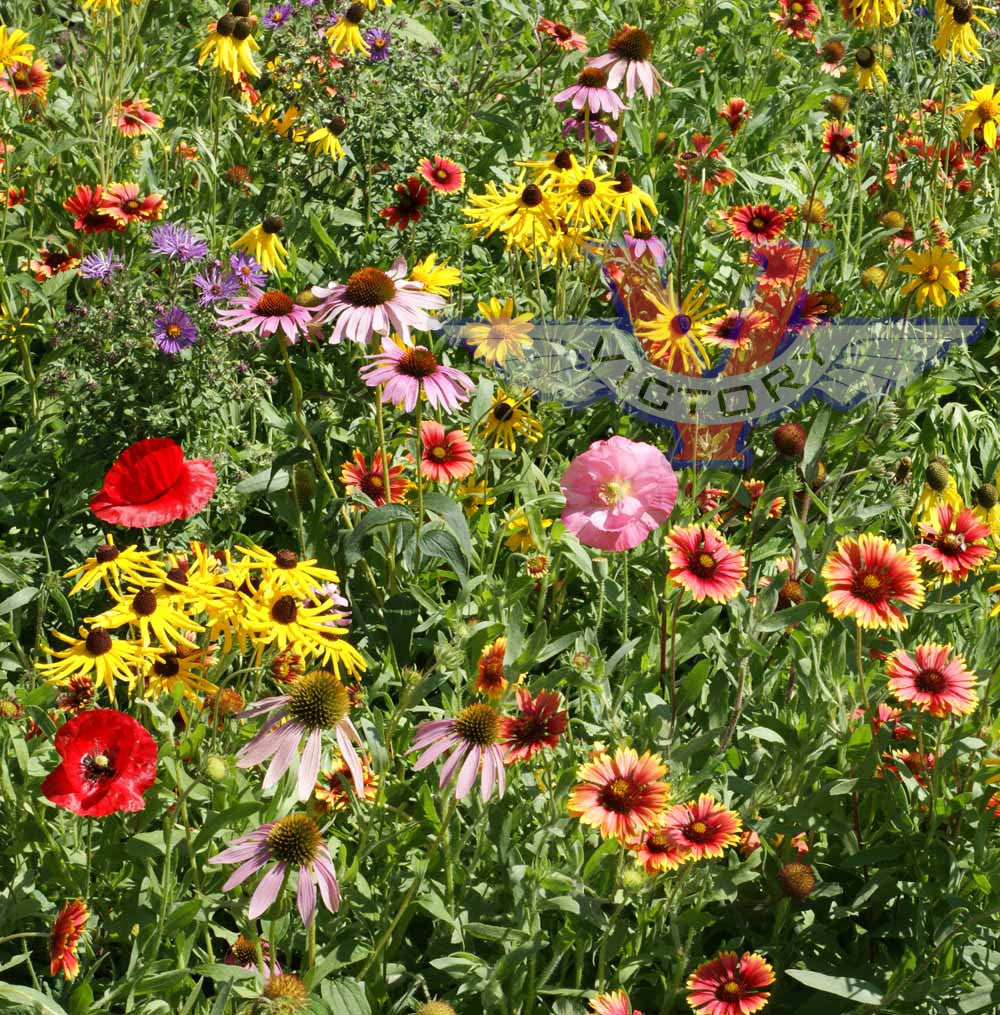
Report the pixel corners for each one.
[4,0,1000,1013]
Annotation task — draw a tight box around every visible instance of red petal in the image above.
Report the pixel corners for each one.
[99,438,184,507]
[91,454,216,528]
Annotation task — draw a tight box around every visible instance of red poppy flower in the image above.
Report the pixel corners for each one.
[90,437,217,527]
[41,709,157,817]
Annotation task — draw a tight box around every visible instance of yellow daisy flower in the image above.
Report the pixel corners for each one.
[515,149,579,188]
[36,627,150,700]
[458,477,497,517]
[899,245,965,309]
[505,514,553,552]
[234,545,342,601]
[552,159,618,231]
[480,390,544,451]
[462,176,557,253]
[306,118,346,160]
[232,218,289,274]
[934,0,989,61]
[633,277,722,373]
[956,82,1000,148]
[409,253,461,296]
[326,6,370,57]
[462,298,533,366]
[607,171,658,234]
[853,46,888,90]
[89,587,204,651]
[63,535,164,597]
[0,25,34,71]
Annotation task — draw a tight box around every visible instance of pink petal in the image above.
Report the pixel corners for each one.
[248,862,287,920]
[262,724,303,790]
[336,723,365,795]
[297,866,316,926]
[220,849,270,890]
[297,728,323,802]
[455,746,482,800]
[314,852,341,913]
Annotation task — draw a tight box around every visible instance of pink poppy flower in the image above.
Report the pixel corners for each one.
[311,257,445,346]
[216,288,313,341]
[207,813,340,927]
[360,337,475,414]
[560,436,678,552]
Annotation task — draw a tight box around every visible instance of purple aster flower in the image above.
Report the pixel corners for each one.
[409,704,507,802]
[193,263,241,306]
[79,249,123,282]
[207,813,340,926]
[310,582,352,627]
[235,669,368,802]
[150,223,209,263]
[623,230,668,267]
[263,2,294,27]
[364,27,391,61]
[153,307,198,354]
[299,0,319,6]
[230,252,267,289]
[561,115,618,146]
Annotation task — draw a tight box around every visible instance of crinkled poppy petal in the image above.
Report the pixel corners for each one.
[100,437,183,505]
[91,456,217,527]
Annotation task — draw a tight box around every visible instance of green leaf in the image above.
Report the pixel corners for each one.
[423,491,473,563]
[322,977,371,1015]
[395,16,441,48]
[0,585,39,614]
[0,983,71,1015]
[784,969,882,1006]
[802,405,831,476]
[236,467,289,495]
[419,528,469,584]
[343,503,415,565]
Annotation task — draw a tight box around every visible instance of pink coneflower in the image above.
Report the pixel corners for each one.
[562,114,618,146]
[311,258,445,345]
[420,421,475,482]
[703,309,770,350]
[818,39,847,75]
[224,934,280,975]
[235,669,367,801]
[623,230,668,266]
[726,203,790,243]
[587,25,664,99]
[666,525,747,603]
[719,96,751,134]
[912,504,992,581]
[537,17,587,51]
[590,990,645,1015]
[568,748,670,841]
[686,952,775,1015]
[560,436,678,552]
[114,99,162,137]
[216,288,313,341]
[419,154,465,193]
[360,336,475,414]
[631,825,692,873]
[750,240,812,290]
[886,643,978,718]
[409,703,507,802]
[822,533,924,631]
[207,813,340,926]
[500,687,568,763]
[662,794,742,860]
[553,66,626,117]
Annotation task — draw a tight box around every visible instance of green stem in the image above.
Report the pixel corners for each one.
[279,339,337,501]
[854,623,871,714]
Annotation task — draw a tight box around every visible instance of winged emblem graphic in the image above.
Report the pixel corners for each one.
[439,239,986,468]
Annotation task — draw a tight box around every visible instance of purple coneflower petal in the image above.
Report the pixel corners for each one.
[263,723,305,790]
[221,848,271,891]
[209,836,270,865]
[411,719,455,744]
[235,696,290,719]
[236,717,292,768]
[455,746,482,800]
[480,746,496,799]
[438,741,471,788]
[492,746,507,797]
[314,852,342,913]
[412,733,460,770]
[297,865,317,926]
[297,728,324,801]
[248,861,287,920]
[336,723,365,795]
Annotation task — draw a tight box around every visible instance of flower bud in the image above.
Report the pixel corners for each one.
[773,422,807,458]
[778,861,817,901]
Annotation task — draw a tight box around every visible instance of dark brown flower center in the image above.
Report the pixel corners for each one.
[554,149,574,170]
[398,346,439,378]
[344,267,395,307]
[493,401,515,422]
[520,184,544,207]
[614,172,634,193]
[287,669,350,728]
[166,567,188,586]
[684,819,713,842]
[154,653,181,677]
[576,180,597,198]
[271,595,299,624]
[266,814,321,865]
[233,18,253,40]
[850,571,889,603]
[274,549,299,570]
[132,588,158,617]
[553,23,572,40]
[855,46,876,69]
[609,26,653,61]
[85,628,113,656]
[453,703,500,746]
[216,13,236,36]
[821,39,845,62]
[578,66,608,88]
[346,2,365,22]
[718,981,745,1000]
[750,216,766,231]
[95,543,120,564]
[256,290,295,316]
[262,215,283,234]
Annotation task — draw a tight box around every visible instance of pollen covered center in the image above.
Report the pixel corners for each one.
[598,775,642,813]
[399,347,439,378]
[915,668,947,694]
[287,669,350,729]
[266,813,322,866]
[256,290,295,316]
[345,267,396,307]
[454,702,501,746]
